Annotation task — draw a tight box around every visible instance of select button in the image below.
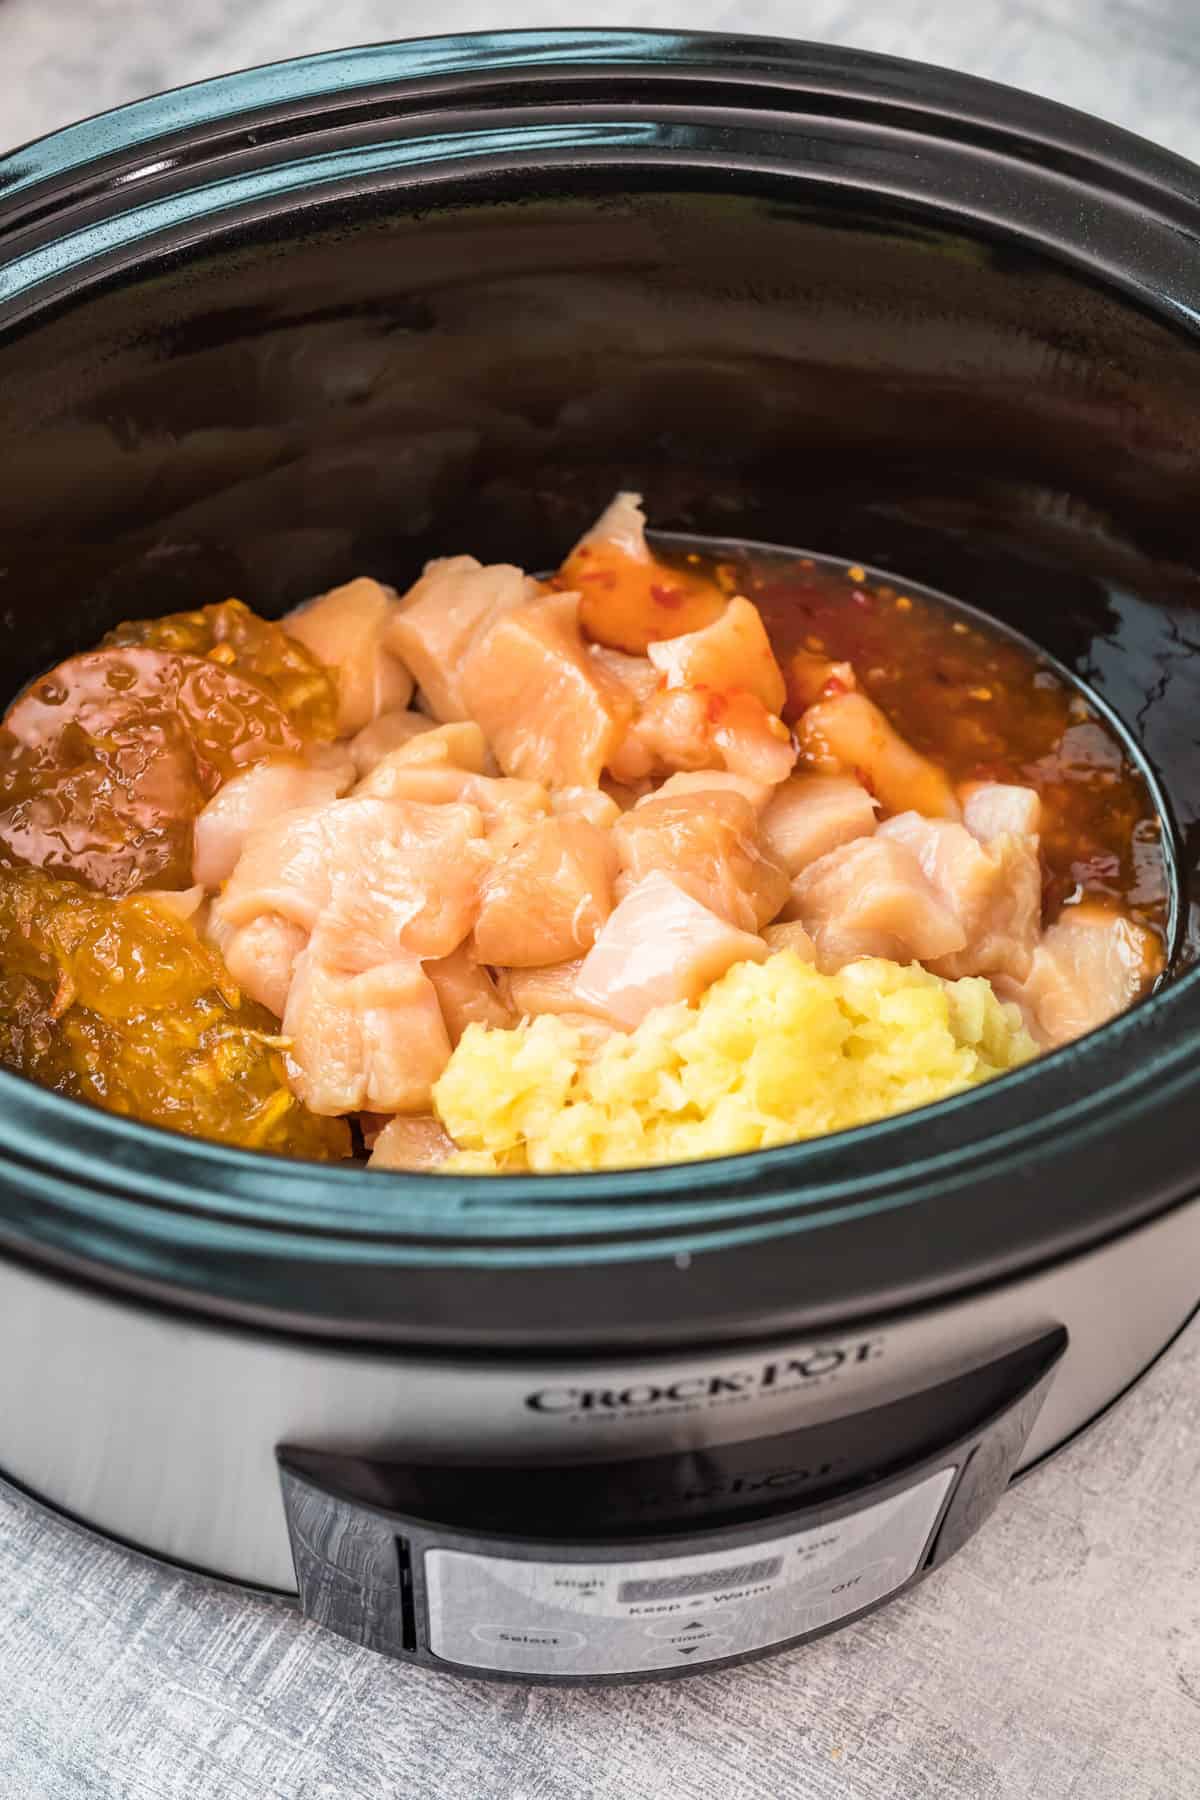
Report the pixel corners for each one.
[471,1625,586,1651]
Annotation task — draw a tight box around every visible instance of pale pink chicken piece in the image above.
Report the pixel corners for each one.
[788,836,967,973]
[787,650,857,711]
[565,493,726,654]
[646,770,772,810]
[215,795,486,962]
[761,920,817,960]
[798,691,960,820]
[997,903,1160,1048]
[647,595,787,716]
[711,694,798,786]
[212,911,307,1018]
[425,941,515,1044]
[575,871,768,1029]
[460,593,635,788]
[283,944,452,1115]
[348,708,439,777]
[497,958,593,1018]
[474,817,617,966]
[552,786,623,831]
[611,686,716,784]
[362,720,488,775]
[878,811,1041,982]
[588,643,661,709]
[358,732,549,849]
[193,755,353,891]
[385,557,536,723]
[613,791,789,932]
[354,722,488,804]
[368,1115,457,1172]
[614,685,796,788]
[285,577,413,735]
[760,774,879,876]
[961,781,1042,843]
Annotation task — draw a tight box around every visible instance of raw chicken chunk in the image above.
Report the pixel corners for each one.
[879,812,1041,982]
[575,870,767,1029]
[283,944,451,1115]
[386,557,535,722]
[588,643,661,709]
[761,920,817,960]
[348,709,439,776]
[961,781,1042,843]
[193,755,352,891]
[563,492,725,653]
[798,691,960,819]
[285,577,413,735]
[475,817,617,966]
[497,959,590,1018]
[619,686,796,788]
[552,786,623,831]
[369,1114,457,1171]
[216,796,486,961]
[711,694,798,787]
[613,686,717,783]
[760,775,879,876]
[647,595,787,716]
[213,911,307,1018]
[358,720,487,777]
[614,791,789,931]
[786,650,857,712]
[788,836,967,972]
[998,903,1160,1047]
[460,593,634,788]
[425,941,515,1044]
[647,770,772,810]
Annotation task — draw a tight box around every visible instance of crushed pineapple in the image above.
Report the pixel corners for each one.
[432,951,1036,1174]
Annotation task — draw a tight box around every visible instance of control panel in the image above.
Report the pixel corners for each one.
[279,1325,1064,1682]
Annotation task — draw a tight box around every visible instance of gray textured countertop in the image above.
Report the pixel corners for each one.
[2,4,1199,1797]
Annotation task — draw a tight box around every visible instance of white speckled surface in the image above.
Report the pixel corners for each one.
[1,4,1199,1797]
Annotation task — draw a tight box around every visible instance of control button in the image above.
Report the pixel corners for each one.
[646,1623,733,1650]
[470,1625,586,1650]
[665,1635,733,1660]
[645,1616,728,1640]
[794,1556,897,1605]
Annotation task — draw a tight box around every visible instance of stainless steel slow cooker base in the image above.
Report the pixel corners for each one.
[4,1196,1195,1679]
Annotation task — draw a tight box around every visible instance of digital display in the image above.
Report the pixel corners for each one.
[617,1556,783,1603]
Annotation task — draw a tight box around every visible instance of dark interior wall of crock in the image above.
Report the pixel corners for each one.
[3,177,1200,928]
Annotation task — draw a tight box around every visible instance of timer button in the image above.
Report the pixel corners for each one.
[645,1620,732,1648]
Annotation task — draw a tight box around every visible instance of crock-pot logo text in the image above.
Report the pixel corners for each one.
[524,1339,884,1417]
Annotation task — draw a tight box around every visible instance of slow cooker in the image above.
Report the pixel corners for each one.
[0,30,1198,1685]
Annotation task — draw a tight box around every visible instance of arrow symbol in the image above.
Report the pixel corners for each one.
[677,1646,701,1656]
[681,1622,705,1633]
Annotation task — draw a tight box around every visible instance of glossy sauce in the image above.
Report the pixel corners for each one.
[686,547,1171,952]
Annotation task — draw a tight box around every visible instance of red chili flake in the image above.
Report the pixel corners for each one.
[822,674,849,697]
[705,691,728,723]
[851,589,874,611]
[650,583,686,610]
[853,764,876,796]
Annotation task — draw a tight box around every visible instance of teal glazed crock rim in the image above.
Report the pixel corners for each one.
[0,28,1199,1349]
